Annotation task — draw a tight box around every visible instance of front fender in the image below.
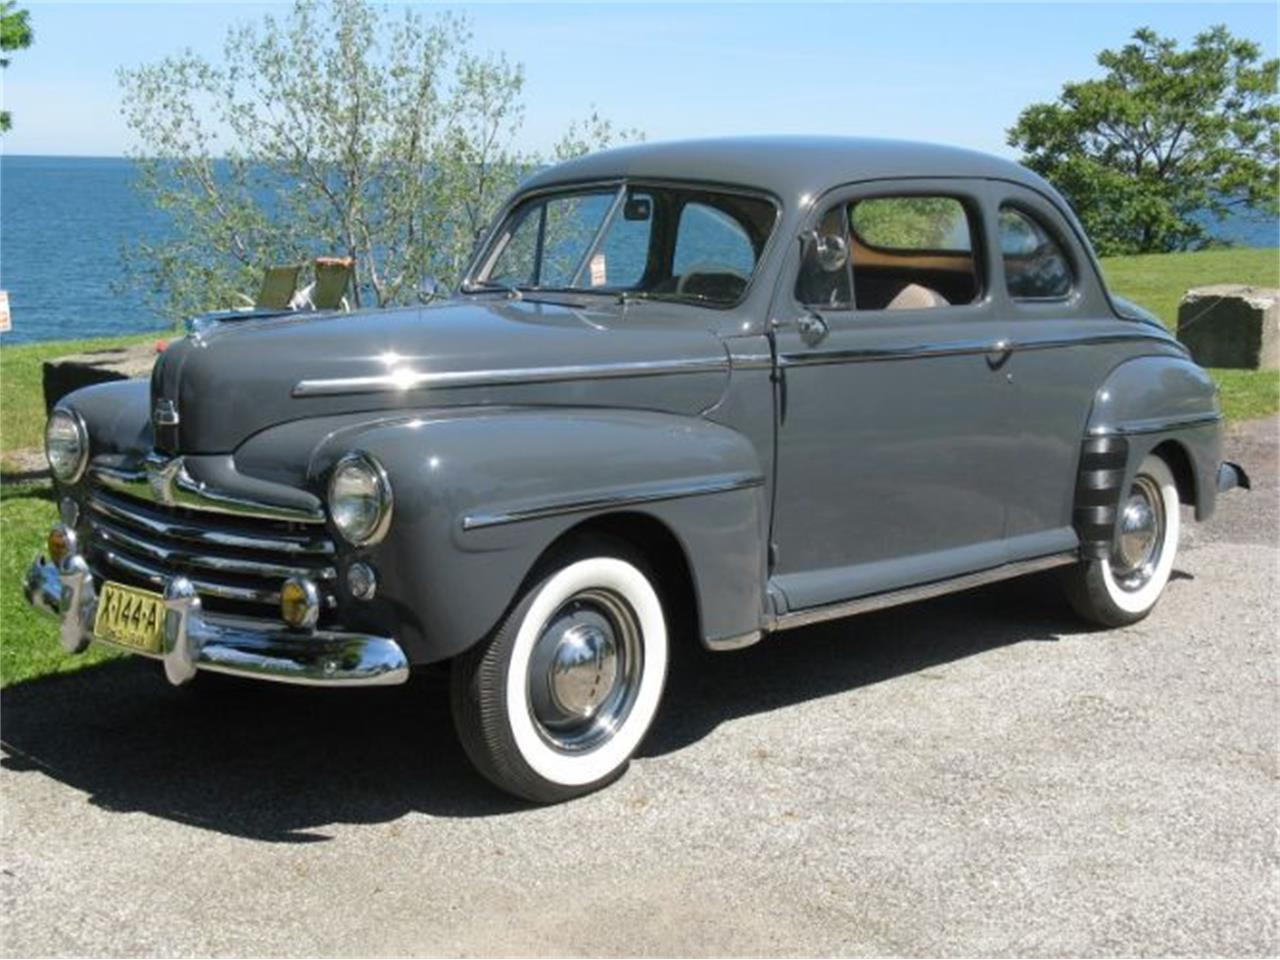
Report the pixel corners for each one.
[309,407,769,663]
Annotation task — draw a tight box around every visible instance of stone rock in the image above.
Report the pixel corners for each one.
[43,341,164,415]
[1176,284,1279,370]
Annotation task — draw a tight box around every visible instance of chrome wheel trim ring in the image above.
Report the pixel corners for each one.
[527,588,643,754]
[1110,474,1166,592]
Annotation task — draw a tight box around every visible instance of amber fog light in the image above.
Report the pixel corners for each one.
[47,525,77,566]
[280,577,319,630]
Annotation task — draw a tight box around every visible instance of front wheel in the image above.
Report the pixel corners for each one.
[1063,454,1181,627]
[450,541,669,803]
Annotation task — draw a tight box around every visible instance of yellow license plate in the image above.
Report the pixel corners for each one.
[94,582,166,654]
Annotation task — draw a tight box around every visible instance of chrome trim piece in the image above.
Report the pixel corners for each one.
[91,456,325,523]
[89,518,336,581]
[705,629,763,652]
[293,356,729,398]
[767,552,1078,632]
[96,548,284,605]
[1217,461,1251,493]
[24,551,408,688]
[780,331,1173,368]
[1087,412,1222,437]
[152,398,180,428]
[462,473,765,531]
[729,352,774,371]
[86,492,334,555]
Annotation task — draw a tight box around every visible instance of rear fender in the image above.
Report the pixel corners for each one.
[1078,356,1222,557]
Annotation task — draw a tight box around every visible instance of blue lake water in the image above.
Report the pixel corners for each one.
[1,154,1277,345]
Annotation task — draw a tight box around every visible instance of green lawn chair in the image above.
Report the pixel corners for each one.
[234,264,304,310]
[309,257,355,311]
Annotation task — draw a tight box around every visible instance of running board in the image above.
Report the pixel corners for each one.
[765,551,1079,633]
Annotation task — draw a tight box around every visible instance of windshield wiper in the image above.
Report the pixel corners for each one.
[460,280,523,300]
[618,290,714,306]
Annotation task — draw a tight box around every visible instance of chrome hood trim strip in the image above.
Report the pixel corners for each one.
[293,356,729,398]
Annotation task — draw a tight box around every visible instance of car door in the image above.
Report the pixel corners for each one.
[768,179,1022,612]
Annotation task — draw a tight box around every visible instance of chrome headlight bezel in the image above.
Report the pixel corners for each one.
[327,452,393,547]
[45,407,89,484]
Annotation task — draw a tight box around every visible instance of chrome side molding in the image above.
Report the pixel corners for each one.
[1087,411,1223,437]
[461,472,764,530]
[766,551,1079,633]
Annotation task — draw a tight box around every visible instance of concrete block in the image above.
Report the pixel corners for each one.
[43,341,162,415]
[1177,284,1279,370]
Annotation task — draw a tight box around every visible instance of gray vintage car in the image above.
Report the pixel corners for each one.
[26,137,1248,801]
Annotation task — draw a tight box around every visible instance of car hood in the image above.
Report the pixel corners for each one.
[151,298,730,454]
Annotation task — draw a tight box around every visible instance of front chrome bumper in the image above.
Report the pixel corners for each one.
[23,551,409,687]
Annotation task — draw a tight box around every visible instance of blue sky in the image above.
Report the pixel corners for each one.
[2,1,1276,157]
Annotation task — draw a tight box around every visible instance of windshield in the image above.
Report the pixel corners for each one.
[469,183,778,307]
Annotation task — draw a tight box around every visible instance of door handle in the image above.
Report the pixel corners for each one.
[986,339,1013,370]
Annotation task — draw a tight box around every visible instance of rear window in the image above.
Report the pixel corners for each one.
[999,206,1073,300]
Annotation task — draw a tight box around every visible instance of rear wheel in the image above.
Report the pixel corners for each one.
[1063,454,1181,627]
[450,540,669,803]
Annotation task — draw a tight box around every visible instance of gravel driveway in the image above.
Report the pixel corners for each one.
[2,420,1276,957]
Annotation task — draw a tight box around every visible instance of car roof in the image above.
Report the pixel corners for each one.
[520,135,1059,206]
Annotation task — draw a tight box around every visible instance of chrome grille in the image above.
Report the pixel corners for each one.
[83,483,337,618]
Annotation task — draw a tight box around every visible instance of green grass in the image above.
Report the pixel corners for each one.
[0,332,158,456]
[1,482,121,686]
[0,247,1275,687]
[1100,247,1280,424]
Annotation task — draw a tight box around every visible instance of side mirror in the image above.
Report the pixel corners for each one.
[623,196,652,221]
[418,277,440,304]
[806,229,849,273]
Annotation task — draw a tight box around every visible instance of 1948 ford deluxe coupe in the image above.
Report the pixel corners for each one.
[26,137,1248,801]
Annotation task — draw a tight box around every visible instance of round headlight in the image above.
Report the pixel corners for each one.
[45,409,88,483]
[327,452,392,546]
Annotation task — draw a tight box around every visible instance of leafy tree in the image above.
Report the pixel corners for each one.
[119,0,637,320]
[1008,26,1278,255]
[0,1,33,132]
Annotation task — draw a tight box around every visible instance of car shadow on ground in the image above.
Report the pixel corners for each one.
[1,570,1102,841]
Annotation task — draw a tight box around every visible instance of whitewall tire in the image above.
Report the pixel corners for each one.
[1064,454,1181,627]
[450,538,669,802]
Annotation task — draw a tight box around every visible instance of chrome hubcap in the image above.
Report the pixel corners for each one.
[1111,475,1165,591]
[528,589,642,752]
[548,623,618,719]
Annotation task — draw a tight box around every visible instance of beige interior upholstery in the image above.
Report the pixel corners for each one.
[886,283,949,310]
